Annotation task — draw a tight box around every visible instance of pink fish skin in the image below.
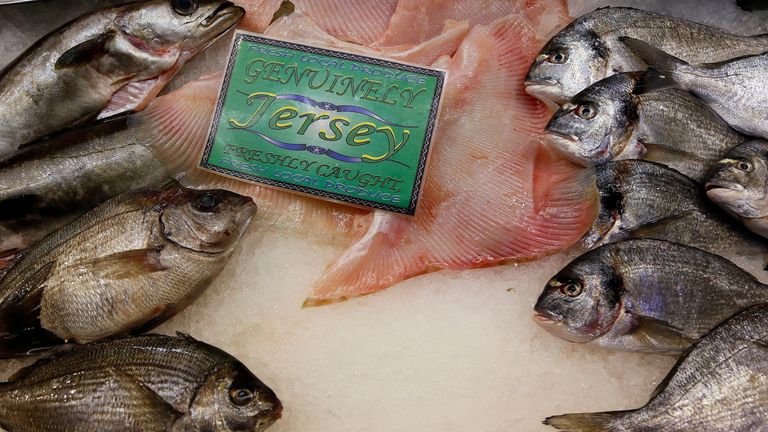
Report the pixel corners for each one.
[306,12,596,306]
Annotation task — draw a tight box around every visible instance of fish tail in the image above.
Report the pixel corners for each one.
[619,37,689,93]
[544,412,624,431]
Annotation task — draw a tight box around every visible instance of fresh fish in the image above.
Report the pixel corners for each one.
[0,181,255,355]
[623,37,768,140]
[706,139,768,239]
[0,116,171,256]
[525,6,768,105]
[545,303,768,431]
[308,13,595,306]
[533,238,768,354]
[0,0,244,161]
[545,72,744,181]
[586,160,768,260]
[0,333,281,431]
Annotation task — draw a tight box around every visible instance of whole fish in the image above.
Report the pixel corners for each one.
[0,115,171,256]
[525,6,768,104]
[707,139,768,239]
[0,182,255,356]
[0,333,281,431]
[585,160,768,261]
[623,37,768,140]
[533,238,768,354]
[545,72,744,181]
[0,0,244,161]
[545,303,768,431]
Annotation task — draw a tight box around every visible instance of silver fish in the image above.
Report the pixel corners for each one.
[585,160,768,261]
[0,333,282,431]
[545,303,768,431]
[545,72,744,181]
[525,6,768,105]
[0,181,255,356]
[533,238,768,354]
[706,139,768,239]
[623,37,768,140]
[0,0,244,161]
[0,115,171,256]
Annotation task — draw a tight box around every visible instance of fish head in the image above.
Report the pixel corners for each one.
[525,28,609,105]
[533,253,623,343]
[159,187,257,254]
[544,74,639,166]
[116,0,245,57]
[706,140,768,219]
[189,362,283,431]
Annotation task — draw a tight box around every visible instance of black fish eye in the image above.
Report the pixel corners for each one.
[172,0,198,15]
[737,160,753,172]
[547,50,568,64]
[576,103,597,120]
[192,193,220,212]
[230,388,254,406]
[559,282,583,297]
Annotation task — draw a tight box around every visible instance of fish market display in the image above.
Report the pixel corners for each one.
[0,0,244,161]
[624,37,768,140]
[707,139,768,239]
[534,238,768,353]
[525,6,768,104]
[584,160,768,259]
[0,182,255,355]
[545,73,744,181]
[545,303,768,431]
[0,333,281,431]
[308,12,598,305]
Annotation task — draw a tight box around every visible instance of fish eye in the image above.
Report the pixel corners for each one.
[575,103,598,120]
[192,193,220,212]
[737,160,753,172]
[547,50,569,64]
[229,388,254,406]
[559,282,583,297]
[172,0,198,15]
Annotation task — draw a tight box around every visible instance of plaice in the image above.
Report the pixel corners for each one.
[306,11,597,306]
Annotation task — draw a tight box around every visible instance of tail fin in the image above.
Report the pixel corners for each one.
[544,412,623,431]
[619,37,688,93]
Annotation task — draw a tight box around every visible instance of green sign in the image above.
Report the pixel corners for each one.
[200,31,445,215]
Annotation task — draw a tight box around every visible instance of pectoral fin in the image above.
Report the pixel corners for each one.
[107,368,181,429]
[55,31,116,70]
[628,315,693,354]
[642,142,709,165]
[626,213,693,239]
[81,247,167,280]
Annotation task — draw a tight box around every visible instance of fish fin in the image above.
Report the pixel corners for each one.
[54,31,116,70]
[619,37,688,93]
[642,142,710,165]
[270,0,295,24]
[625,213,693,239]
[80,247,167,281]
[98,61,182,119]
[0,260,55,328]
[628,315,693,353]
[544,412,624,431]
[105,367,181,429]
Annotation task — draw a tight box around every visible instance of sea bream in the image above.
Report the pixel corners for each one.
[544,72,744,181]
[533,239,768,354]
[623,37,768,141]
[525,6,768,105]
[0,0,244,161]
[0,334,282,431]
[545,303,768,431]
[0,182,255,355]
[707,139,768,239]
[584,160,768,261]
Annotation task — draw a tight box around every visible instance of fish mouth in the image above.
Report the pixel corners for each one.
[544,131,596,166]
[704,178,744,192]
[201,1,245,29]
[533,311,596,343]
[533,311,563,326]
[524,80,566,106]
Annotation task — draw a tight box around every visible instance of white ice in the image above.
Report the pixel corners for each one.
[0,1,766,431]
